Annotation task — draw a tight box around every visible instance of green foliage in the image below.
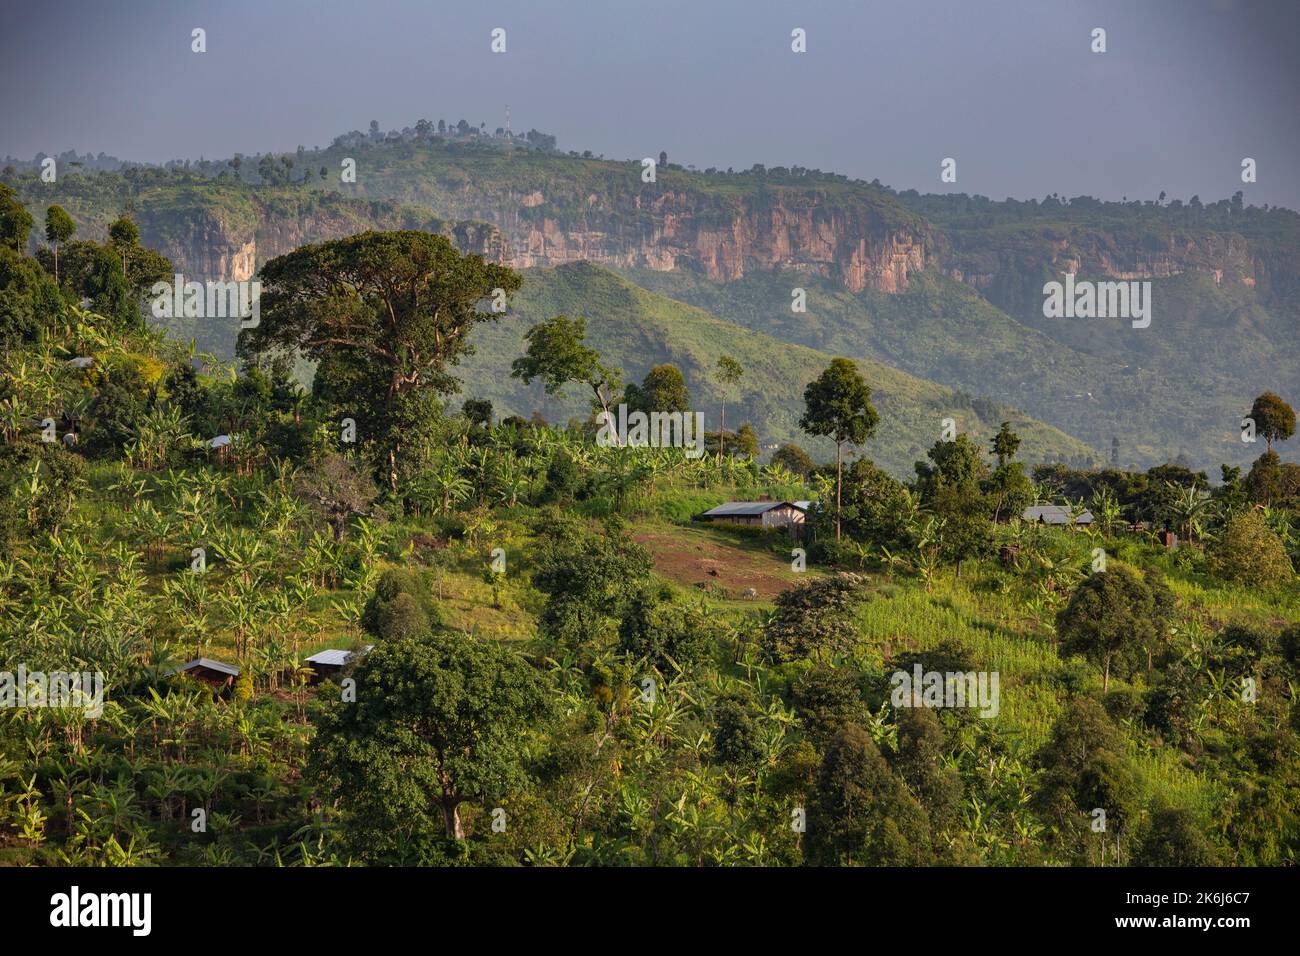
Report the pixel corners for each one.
[805,723,933,866]
[763,573,868,662]
[1056,565,1175,691]
[1249,391,1296,452]
[0,181,33,251]
[531,515,651,650]
[0,220,1294,869]
[362,568,440,640]
[624,363,689,415]
[307,630,554,857]
[1032,698,1140,863]
[771,442,815,476]
[1209,509,1294,587]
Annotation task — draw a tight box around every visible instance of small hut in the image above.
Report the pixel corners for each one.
[165,658,240,689]
[304,645,373,685]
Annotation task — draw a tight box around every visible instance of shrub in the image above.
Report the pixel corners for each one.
[1209,510,1293,587]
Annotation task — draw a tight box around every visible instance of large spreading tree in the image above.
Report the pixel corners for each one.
[241,230,520,484]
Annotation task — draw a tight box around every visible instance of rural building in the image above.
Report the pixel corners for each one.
[698,500,806,531]
[166,658,239,688]
[1022,505,1094,527]
[304,646,373,684]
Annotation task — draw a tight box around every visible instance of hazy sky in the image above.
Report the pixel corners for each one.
[2,0,1297,207]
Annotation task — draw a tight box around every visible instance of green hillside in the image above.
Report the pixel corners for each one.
[458,262,1099,476]
[623,266,1297,472]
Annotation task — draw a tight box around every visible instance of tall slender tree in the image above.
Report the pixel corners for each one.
[800,358,878,540]
[44,205,76,282]
[714,355,744,463]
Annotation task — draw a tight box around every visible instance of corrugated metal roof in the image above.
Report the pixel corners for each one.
[306,649,353,667]
[1023,505,1094,525]
[702,501,803,517]
[168,657,240,677]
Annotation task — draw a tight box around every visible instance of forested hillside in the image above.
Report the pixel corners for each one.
[1,186,1298,868]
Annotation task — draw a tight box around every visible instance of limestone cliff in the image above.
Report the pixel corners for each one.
[131,194,508,284]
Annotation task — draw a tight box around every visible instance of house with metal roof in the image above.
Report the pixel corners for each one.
[1022,504,1094,527]
[304,645,374,684]
[698,500,806,531]
[165,658,240,688]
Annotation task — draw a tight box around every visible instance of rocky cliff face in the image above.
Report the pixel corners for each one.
[123,169,1285,313]
[135,198,507,283]
[417,186,928,294]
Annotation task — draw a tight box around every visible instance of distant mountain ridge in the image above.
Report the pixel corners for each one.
[7,131,1297,471]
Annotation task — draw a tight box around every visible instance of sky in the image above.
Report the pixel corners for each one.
[1,0,1297,208]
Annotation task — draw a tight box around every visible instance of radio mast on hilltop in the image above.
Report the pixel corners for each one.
[505,105,512,143]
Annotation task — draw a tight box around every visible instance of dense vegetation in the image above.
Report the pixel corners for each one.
[2,188,1298,868]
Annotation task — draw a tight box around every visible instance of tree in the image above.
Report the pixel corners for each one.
[1209,509,1293,587]
[800,359,878,540]
[792,667,868,746]
[987,461,1034,524]
[293,451,377,541]
[0,182,33,252]
[772,443,815,477]
[623,363,689,416]
[1032,698,1139,864]
[107,215,140,253]
[832,458,916,551]
[617,588,715,672]
[461,398,493,430]
[49,240,135,329]
[531,517,651,649]
[43,205,76,282]
[511,315,621,438]
[243,231,520,485]
[990,421,1021,468]
[1056,565,1174,691]
[732,422,759,458]
[362,569,439,640]
[763,573,867,663]
[0,245,61,345]
[805,724,932,866]
[714,355,744,463]
[307,630,553,853]
[1248,392,1295,454]
[712,692,766,767]
[892,707,963,838]
[1133,807,1221,866]
[915,434,994,574]
[103,219,171,303]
